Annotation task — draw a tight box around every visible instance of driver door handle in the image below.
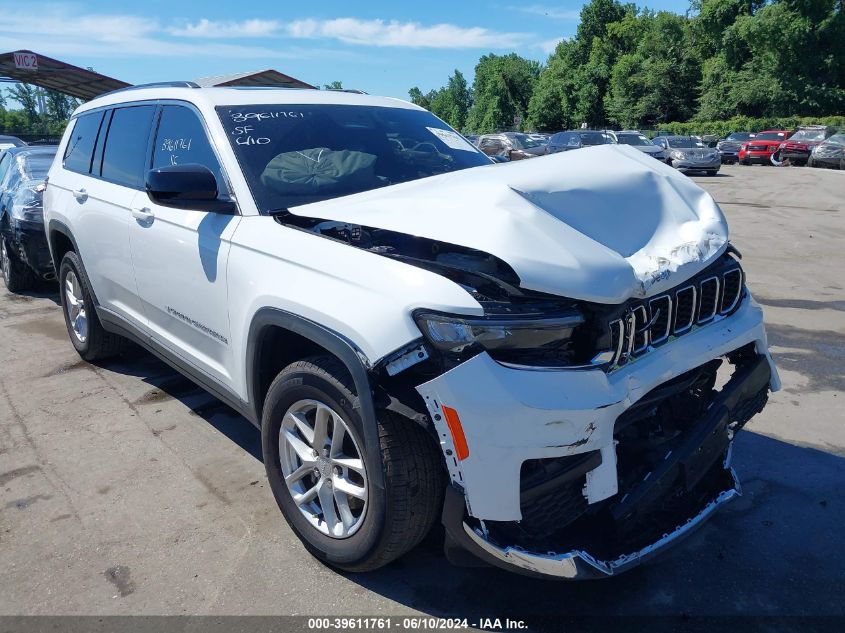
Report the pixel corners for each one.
[131,206,155,222]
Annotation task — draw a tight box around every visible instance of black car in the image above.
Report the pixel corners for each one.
[547,130,615,153]
[716,132,755,164]
[0,145,58,291]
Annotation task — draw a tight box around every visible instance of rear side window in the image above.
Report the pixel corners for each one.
[101,105,156,188]
[152,105,225,192]
[63,111,104,174]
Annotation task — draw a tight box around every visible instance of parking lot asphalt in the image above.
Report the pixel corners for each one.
[0,164,843,619]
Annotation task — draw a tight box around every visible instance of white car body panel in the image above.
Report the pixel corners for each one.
[416,295,779,521]
[129,202,241,385]
[224,215,484,400]
[288,144,728,304]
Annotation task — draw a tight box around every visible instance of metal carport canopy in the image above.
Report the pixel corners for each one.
[0,50,130,101]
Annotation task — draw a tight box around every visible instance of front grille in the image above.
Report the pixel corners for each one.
[607,264,744,368]
[747,144,771,152]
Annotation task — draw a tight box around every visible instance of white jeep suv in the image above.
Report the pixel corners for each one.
[44,83,779,579]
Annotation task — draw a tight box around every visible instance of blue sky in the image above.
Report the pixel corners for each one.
[2,1,691,100]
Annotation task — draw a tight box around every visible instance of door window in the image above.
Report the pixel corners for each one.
[63,111,104,175]
[101,105,156,188]
[152,105,225,192]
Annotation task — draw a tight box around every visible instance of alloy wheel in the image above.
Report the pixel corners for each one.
[279,399,368,538]
[64,270,88,343]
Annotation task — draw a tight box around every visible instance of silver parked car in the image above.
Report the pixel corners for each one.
[652,136,721,175]
[612,130,665,160]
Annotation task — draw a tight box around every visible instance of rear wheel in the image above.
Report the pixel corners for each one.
[1,235,35,293]
[58,251,127,361]
[262,356,445,572]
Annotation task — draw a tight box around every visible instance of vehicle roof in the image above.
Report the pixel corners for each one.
[73,85,422,117]
[756,130,791,133]
[1,145,57,157]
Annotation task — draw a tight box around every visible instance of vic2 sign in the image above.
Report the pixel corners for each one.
[13,52,38,71]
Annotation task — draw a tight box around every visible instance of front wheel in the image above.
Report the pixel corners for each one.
[706,170,718,176]
[807,156,817,168]
[262,356,445,572]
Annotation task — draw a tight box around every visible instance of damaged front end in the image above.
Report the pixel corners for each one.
[375,252,777,579]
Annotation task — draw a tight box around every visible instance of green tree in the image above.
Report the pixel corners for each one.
[408,86,434,110]
[322,80,343,90]
[465,53,540,133]
[7,83,40,125]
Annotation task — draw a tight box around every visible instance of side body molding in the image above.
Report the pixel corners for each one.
[245,307,385,492]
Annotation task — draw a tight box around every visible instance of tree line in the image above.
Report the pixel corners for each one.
[409,0,845,133]
[0,84,81,137]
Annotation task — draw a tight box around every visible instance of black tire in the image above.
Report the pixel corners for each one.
[706,170,718,176]
[58,251,127,361]
[262,355,445,572]
[807,156,817,168]
[840,157,845,171]
[1,234,36,293]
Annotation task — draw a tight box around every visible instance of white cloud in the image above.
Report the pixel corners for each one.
[286,18,526,49]
[538,37,566,54]
[168,18,282,38]
[512,4,581,20]
[0,10,304,60]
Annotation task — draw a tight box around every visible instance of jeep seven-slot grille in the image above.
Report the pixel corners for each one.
[608,266,744,368]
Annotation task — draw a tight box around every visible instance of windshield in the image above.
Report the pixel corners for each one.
[580,132,614,146]
[511,134,543,150]
[217,104,491,211]
[667,137,705,149]
[824,134,845,146]
[726,133,754,142]
[616,133,652,146]
[789,129,826,142]
[754,132,787,141]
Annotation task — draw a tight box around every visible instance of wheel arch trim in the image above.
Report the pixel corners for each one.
[245,307,385,491]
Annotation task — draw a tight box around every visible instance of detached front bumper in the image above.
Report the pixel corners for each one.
[418,295,778,578]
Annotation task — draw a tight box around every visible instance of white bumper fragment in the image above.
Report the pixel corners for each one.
[416,295,779,521]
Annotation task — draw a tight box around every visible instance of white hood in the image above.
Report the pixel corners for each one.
[289,144,728,304]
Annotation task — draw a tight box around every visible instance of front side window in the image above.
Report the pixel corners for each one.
[217,104,490,212]
[0,154,12,186]
[152,105,225,192]
[101,105,156,188]
[63,111,104,175]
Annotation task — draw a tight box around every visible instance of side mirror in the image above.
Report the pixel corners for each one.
[508,149,522,161]
[146,164,236,213]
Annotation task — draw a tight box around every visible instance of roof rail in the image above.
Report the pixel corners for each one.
[325,88,368,94]
[98,81,200,99]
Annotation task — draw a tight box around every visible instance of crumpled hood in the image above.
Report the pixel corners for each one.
[289,144,728,304]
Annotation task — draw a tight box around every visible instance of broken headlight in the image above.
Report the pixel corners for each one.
[413,310,584,366]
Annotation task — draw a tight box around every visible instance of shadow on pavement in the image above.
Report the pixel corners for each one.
[93,348,844,619]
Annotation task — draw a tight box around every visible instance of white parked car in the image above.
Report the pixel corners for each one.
[44,83,779,579]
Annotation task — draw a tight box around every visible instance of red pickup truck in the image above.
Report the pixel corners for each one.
[738,130,790,165]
